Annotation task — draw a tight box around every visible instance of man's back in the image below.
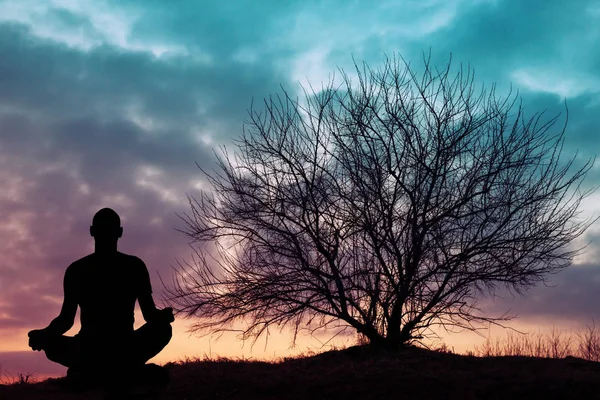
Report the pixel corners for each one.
[66,251,152,340]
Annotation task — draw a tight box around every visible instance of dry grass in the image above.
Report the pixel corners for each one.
[3,325,600,399]
[0,371,38,386]
[473,322,600,361]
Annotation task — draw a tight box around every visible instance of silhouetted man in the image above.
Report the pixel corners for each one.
[27,208,174,387]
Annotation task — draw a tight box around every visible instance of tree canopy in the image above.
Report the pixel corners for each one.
[165,52,596,349]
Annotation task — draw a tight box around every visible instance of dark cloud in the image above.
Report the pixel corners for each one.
[0,22,285,138]
[479,262,600,324]
[422,0,600,77]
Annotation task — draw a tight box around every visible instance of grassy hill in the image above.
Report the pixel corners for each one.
[2,344,600,399]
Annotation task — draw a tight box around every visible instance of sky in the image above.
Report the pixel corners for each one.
[1,0,600,380]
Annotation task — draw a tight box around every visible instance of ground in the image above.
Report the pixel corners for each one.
[2,345,600,399]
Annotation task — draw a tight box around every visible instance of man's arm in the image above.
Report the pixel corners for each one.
[46,264,77,335]
[136,258,173,324]
[29,265,77,350]
[45,300,76,335]
[138,292,160,323]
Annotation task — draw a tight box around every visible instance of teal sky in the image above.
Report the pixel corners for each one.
[1,0,600,378]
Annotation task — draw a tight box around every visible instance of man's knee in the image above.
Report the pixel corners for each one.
[42,335,75,367]
[147,321,172,345]
[43,335,61,358]
[157,322,172,345]
[43,345,59,363]
[131,321,172,363]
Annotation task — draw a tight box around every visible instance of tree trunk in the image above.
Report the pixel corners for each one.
[380,320,415,350]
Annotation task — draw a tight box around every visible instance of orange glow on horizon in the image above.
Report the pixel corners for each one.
[2,303,592,383]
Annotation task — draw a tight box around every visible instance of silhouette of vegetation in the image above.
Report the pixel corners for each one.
[166,51,596,349]
[474,322,600,361]
[0,371,38,386]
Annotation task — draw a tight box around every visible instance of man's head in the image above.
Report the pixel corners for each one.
[90,208,123,243]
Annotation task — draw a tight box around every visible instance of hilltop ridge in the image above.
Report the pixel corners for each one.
[2,345,600,399]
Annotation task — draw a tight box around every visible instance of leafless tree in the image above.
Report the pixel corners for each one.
[164,52,596,349]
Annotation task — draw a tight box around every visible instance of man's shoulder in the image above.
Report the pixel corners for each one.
[116,252,147,271]
[117,252,144,263]
[68,252,145,268]
[67,254,95,270]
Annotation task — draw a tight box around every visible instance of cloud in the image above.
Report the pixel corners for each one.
[0,0,189,58]
[479,262,600,325]
[510,68,600,99]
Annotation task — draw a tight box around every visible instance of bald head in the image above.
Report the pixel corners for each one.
[92,208,121,228]
[90,208,123,245]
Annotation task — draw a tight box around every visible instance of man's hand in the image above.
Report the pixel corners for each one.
[27,329,49,351]
[156,307,175,324]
